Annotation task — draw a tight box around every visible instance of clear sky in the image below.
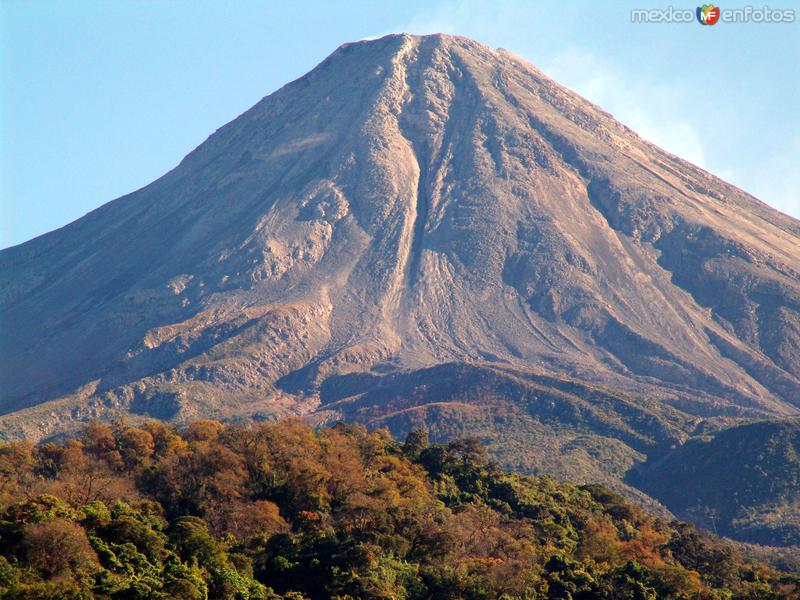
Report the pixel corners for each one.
[2,0,798,248]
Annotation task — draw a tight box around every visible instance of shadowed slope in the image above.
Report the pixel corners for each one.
[632,419,800,546]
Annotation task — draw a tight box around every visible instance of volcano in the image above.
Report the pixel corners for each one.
[2,33,800,540]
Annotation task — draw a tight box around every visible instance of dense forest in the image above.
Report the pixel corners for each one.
[0,420,798,599]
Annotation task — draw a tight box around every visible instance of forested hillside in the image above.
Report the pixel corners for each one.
[633,420,800,546]
[0,420,797,599]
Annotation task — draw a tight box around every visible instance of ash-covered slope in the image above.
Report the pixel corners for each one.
[2,33,800,445]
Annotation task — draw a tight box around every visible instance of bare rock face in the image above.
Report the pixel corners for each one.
[2,35,800,530]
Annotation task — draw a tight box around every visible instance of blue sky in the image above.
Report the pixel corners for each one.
[2,0,798,248]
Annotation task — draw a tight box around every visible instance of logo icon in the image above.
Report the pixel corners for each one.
[697,4,721,25]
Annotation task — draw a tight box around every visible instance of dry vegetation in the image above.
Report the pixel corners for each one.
[0,420,798,599]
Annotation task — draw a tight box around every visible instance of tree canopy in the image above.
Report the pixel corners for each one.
[0,419,797,599]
